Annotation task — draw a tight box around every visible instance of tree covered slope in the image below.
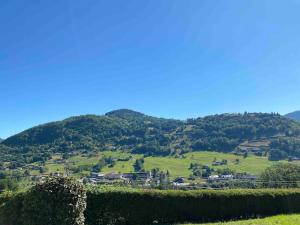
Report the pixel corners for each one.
[1,109,300,166]
[285,110,300,122]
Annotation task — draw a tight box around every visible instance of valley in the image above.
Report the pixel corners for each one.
[1,109,300,191]
[15,149,300,191]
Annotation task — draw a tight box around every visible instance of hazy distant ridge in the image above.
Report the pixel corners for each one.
[285,111,300,122]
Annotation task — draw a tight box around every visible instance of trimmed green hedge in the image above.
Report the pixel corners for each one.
[85,189,300,225]
[0,178,86,225]
[1,187,300,225]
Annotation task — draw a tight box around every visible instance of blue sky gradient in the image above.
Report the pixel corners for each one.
[1,0,300,138]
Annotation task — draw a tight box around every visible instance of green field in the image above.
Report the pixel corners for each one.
[37,150,300,179]
[182,214,300,225]
[144,152,275,178]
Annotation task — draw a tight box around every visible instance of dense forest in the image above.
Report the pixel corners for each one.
[1,109,300,167]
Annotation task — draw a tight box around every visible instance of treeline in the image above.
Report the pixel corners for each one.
[260,163,300,188]
[270,137,300,157]
[1,110,300,166]
[203,163,300,190]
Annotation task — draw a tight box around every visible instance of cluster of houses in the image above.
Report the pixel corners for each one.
[207,173,257,181]
[85,171,258,188]
[212,161,227,166]
[289,156,300,161]
[88,172,151,184]
[88,172,190,187]
[208,174,234,181]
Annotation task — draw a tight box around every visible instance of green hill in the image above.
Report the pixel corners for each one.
[1,110,300,167]
[285,110,300,122]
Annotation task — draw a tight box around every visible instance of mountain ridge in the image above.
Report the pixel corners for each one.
[2,110,300,167]
[285,111,300,122]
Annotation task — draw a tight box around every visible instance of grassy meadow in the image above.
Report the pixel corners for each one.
[34,150,300,179]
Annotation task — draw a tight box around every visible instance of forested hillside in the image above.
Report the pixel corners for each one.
[285,111,300,122]
[1,109,300,167]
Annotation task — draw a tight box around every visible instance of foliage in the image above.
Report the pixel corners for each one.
[187,113,300,152]
[285,110,300,122]
[0,179,19,192]
[1,110,300,167]
[1,184,300,225]
[270,137,300,157]
[268,149,288,161]
[133,158,144,172]
[85,188,300,225]
[92,156,116,173]
[0,191,24,225]
[216,167,235,175]
[0,177,87,225]
[189,163,213,178]
[23,177,86,225]
[260,163,300,188]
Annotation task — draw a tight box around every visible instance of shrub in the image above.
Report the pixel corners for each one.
[23,177,86,225]
[0,178,87,225]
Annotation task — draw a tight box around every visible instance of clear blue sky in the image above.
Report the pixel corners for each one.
[1,0,300,138]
